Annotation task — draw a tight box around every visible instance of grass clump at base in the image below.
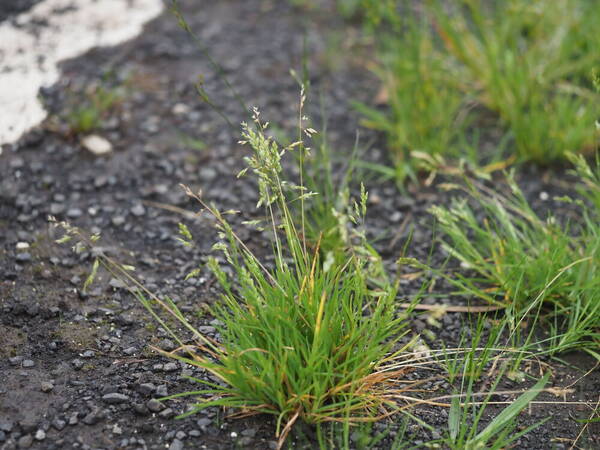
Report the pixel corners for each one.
[428,155,600,357]
[108,105,412,447]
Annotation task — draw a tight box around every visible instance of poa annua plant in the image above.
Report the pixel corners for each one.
[179,108,415,445]
[428,161,600,357]
[355,5,471,183]
[428,0,599,162]
[65,83,124,134]
[358,0,598,183]
[58,104,421,448]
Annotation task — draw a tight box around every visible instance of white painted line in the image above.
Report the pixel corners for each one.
[0,0,163,146]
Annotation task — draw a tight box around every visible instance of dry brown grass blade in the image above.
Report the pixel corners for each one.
[142,200,202,220]
[277,410,300,450]
[570,395,600,450]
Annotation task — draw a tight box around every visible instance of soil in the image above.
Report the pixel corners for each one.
[1,1,598,449]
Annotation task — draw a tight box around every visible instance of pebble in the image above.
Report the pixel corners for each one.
[66,208,83,218]
[133,403,149,416]
[17,434,33,448]
[112,216,126,226]
[172,103,190,115]
[158,408,174,418]
[52,419,66,431]
[155,384,168,397]
[137,383,155,395]
[40,382,54,393]
[102,393,129,404]
[82,134,113,156]
[163,362,178,372]
[72,359,84,370]
[146,399,163,412]
[9,356,23,366]
[123,346,137,355]
[82,409,103,425]
[169,439,184,450]
[159,338,176,351]
[81,350,95,358]
[49,203,66,215]
[34,430,45,440]
[131,203,146,216]
[16,252,32,263]
[22,359,34,368]
[15,242,29,250]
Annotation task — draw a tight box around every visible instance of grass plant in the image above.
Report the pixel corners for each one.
[65,83,124,134]
[430,0,598,163]
[57,104,420,447]
[354,7,471,183]
[356,0,599,183]
[427,158,600,357]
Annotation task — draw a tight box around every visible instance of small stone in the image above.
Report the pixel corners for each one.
[196,418,211,429]
[34,429,45,440]
[16,242,29,250]
[175,431,186,440]
[18,434,33,448]
[146,399,163,412]
[82,135,113,156]
[112,424,123,434]
[66,208,83,218]
[163,362,178,372]
[242,428,257,437]
[137,383,155,395]
[102,393,129,404]
[131,204,146,216]
[72,359,84,370]
[155,384,168,397]
[238,437,253,446]
[9,356,23,366]
[40,382,54,393]
[52,419,66,431]
[22,359,34,368]
[123,346,137,356]
[82,409,103,425]
[0,421,13,432]
[49,203,66,215]
[68,413,79,425]
[159,339,176,351]
[81,350,95,358]
[112,216,126,226]
[169,439,184,450]
[16,253,32,263]
[109,278,126,289]
[172,103,190,115]
[133,403,149,416]
[158,408,174,418]
[539,191,549,201]
[10,157,25,169]
[199,167,217,181]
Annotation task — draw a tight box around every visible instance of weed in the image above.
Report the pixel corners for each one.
[55,104,417,448]
[66,83,124,134]
[355,0,598,183]
[430,0,598,163]
[427,160,600,357]
[354,5,472,183]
